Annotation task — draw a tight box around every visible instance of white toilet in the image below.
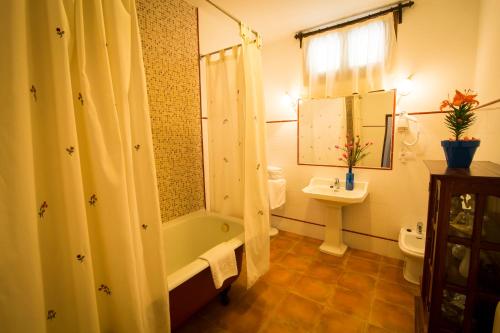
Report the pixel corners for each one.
[398,225,425,284]
[268,166,286,237]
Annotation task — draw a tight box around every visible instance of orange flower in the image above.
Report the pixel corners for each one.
[452,90,465,106]
[440,100,450,111]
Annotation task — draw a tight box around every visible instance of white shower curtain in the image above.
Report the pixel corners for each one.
[0,1,169,332]
[206,25,270,288]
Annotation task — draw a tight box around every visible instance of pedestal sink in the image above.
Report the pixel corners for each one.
[302,177,369,256]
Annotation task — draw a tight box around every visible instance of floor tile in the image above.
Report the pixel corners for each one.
[381,256,404,267]
[216,301,270,333]
[370,299,414,333]
[366,324,393,333]
[345,256,380,276]
[290,241,320,257]
[379,264,418,289]
[316,307,366,333]
[274,292,323,330]
[279,253,313,272]
[262,264,300,287]
[261,319,303,333]
[271,237,297,252]
[327,287,373,320]
[241,280,287,311]
[375,280,415,309]
[315,252,347,267]
[338,272,377,294]
[270,247,287,263]
[350,249,382,262]
[291,275,334,303]
[301,236,323,245]
[307,261,343,284]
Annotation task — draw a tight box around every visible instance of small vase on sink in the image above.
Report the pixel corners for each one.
[346,167,354,191]
[335,136,373,192]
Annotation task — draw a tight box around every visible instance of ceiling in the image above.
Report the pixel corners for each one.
[187,0,397,43]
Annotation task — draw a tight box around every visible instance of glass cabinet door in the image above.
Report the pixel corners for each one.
[445,242,470,287]
[477,250,500,294]
[440,289,466,329]
[482,195,500,243]
[448,193,475,238]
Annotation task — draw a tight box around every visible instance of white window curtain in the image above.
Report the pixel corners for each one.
[0,1,169,332]
[303,13,396,98]
[206,25,270,289]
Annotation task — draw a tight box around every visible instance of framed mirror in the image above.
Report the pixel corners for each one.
[297,89,396,169]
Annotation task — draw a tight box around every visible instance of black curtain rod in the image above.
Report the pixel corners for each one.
[294,0,414,47]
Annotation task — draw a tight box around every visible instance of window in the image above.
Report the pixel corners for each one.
[303,13,396,98]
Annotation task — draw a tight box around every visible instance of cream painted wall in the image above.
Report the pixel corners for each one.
[264,0,500,258]
[197,0,500,257]
[475,0,500,103]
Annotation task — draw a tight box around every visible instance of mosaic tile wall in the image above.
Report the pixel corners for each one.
[136,0,205,222]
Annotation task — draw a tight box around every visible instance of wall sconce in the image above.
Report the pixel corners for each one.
[282,91,300,112]
[395,75,419,161]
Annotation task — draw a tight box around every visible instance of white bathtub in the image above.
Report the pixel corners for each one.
[162,210,244,329]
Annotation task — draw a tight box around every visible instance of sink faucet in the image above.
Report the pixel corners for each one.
[416,221,424,234]
[334,178,340,190]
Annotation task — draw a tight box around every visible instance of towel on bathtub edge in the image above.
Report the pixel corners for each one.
[199,242,238,289]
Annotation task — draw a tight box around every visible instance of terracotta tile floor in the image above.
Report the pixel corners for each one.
[175,231,418,333]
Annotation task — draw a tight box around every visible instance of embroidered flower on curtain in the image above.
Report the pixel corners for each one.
[134,144,141,151]
[55,27,64,38]
[30,85,37,101]
[141,224,148,230]
[98,284,111,295]
[47,310,56,320]
[76,254,85,263]
[66,146,75,155]
[88,194,97,206]
[77,93,84,106]
[38,201,48,218]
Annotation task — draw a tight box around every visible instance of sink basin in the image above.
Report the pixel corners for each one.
[302,177,369,257]
[302,177,369,206]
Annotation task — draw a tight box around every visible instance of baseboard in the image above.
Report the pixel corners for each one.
[271,214,402,259]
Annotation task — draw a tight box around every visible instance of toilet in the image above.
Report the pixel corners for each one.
[398,226,425,284]
[268,166,286,237]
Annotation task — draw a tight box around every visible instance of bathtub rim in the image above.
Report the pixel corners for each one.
[163,209,244,291]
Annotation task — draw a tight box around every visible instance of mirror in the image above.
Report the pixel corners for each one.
[298,90,396,169]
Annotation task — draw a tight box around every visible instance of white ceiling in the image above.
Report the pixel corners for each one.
[188,0,397,43]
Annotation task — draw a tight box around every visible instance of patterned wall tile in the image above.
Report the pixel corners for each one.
[137,0,205,222]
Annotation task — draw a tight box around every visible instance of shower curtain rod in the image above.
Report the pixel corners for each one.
[294,0,414,47]
[199,43,241,59]
[205,0,259,37]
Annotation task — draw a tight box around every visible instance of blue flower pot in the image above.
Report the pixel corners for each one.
[346,170,354,191]
[441,140,480,168]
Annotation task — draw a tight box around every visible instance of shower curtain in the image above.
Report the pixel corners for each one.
[206,25,270,288]
[0,1,169,332]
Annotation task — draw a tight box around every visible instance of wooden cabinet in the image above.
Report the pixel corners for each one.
[420,161,500,332]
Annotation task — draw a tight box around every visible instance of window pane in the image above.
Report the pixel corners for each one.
[448,193,475,238]
[441,289,466,328]
[445,243,469,287]
[308,33,341,74]
[347,21,386,68]
[478,250,500,294]
[482,195,500,243]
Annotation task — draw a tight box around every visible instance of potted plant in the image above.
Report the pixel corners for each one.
[335,136,373,190]
[440,89,480,168]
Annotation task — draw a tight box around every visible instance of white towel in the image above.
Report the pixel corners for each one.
[268,178,286,210]
[199,242,238,289]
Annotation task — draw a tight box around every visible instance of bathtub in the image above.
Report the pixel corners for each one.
[162,210,244,329]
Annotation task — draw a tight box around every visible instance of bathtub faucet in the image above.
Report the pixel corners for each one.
[334,178,340,190]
